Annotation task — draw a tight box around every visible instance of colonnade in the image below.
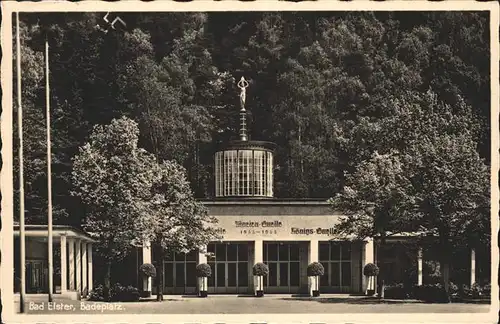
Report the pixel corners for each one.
[361,239,478,293]
[141,239,479,296]
[60,235,93,296]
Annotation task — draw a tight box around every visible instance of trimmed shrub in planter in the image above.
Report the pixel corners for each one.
[363,263,379,296]
[196,263,212,277]
[196,263,212,297]
[363,263,379,276]
[253,263,269,297]
[307,262,325,297]
[140,263,157,278]
[139,263,156,295]
[109,283,140,302]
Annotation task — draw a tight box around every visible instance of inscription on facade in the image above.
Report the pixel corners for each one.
[291,227,336,235]
[214,228,226,235]
[235,220,282,228]
[212,215,342,240]
[239,229,278,235]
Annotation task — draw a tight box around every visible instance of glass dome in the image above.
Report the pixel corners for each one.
[214,140,275,198]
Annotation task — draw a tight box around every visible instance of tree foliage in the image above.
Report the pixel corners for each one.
[330,151,417,239]
[72,117,159,285]
[72,117,219,289]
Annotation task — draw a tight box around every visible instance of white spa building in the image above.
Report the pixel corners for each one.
[12,97,488,298]
[137,108,487,296]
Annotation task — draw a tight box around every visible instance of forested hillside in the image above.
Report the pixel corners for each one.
[13,11,490,227]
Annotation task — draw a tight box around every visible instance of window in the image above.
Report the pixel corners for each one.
[215,149,273,198]
[254,151,263,195]
[224,153,229,196]
[207,242,249,288]
[163,250,198,290]
[267,152,273,196]
[264,243,300,288]
[319,242,352,291]
[215,152,224,197]
[231,151,237,196]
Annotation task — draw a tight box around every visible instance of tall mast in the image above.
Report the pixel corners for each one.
[16,11,26,313]
[237,76,249,141]
[46,36,54,303]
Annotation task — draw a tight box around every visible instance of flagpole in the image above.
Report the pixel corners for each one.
[16,11,26,314]
[46,36,54,303]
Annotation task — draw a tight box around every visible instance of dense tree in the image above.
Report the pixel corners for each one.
[138,161,219,301]
[329,151,418,298]
[72,117,220,293]
[409,131,489,301]
[72,117,158,289]
[330,88,489,299]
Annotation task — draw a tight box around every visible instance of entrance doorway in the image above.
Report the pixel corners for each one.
[207,242,249,294]
[163,251,198,294]
[264,242,300,293]
[319,242,352,293]
[26,260,48,293]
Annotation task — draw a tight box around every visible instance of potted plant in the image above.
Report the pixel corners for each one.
[307,262,325,297]
[363,263,379,296]
[253,262,269,297]
[139,263,156,298]
[196,263,212,297]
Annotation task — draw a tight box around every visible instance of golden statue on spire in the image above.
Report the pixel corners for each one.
[238,76,249,111]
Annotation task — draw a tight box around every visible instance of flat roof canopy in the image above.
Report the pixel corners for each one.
[13,224,96,243]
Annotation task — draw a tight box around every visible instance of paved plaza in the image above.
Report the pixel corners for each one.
[15,294,490,314]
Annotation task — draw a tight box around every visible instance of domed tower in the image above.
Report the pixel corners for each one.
[214,77,276,199]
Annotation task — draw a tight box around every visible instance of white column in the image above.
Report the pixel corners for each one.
[75,239,81,293]
[308,240,319,296]
[82,242,88,297]
[253,240,263,294]
[470,248,476,286]
[197,244,208,294]
[68,238,75,291]
[87,243,93,292]
[254,240,263,263]
[308,240,319,263]
[198,244,207,264]
[418,247,423,286]
[362,238,375,293]
[143,241,153,292]
[60,235,67,293]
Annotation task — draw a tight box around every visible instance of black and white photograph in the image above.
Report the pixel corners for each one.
[0,1,498,323]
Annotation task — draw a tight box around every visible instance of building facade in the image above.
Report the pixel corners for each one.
[145,200,371,295]
[142,83,375,296]
[138,80,487,296]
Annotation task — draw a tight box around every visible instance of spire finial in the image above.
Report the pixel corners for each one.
[238,76,249,110]
[237,76,249,141]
